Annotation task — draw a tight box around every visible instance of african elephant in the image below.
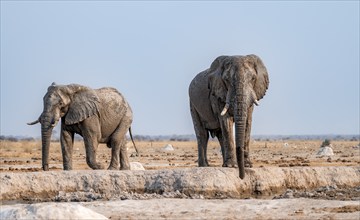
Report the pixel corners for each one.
[189,55,269,179]
[28,82,137,171]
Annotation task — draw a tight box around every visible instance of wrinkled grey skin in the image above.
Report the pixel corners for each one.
[189,55,269,179]
[28,83,135,171]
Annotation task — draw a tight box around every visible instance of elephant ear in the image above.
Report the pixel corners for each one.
[209,55,227,73]
[249,54,269,101]
[65,89,100,125]
[220,57,234,89]
[208,56,229,101]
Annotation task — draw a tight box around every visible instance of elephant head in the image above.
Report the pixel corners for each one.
[208,55,269,179]
[28,82,100,171]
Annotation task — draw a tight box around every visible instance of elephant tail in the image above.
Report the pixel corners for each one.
[129,127,139,156]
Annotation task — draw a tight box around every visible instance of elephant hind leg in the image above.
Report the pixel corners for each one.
[107,138,120,170]
[108,121,131,170]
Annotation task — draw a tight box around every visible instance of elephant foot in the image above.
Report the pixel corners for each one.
[108,165,119,170]
[63,165,73,170]
[198,160,209,167]
[42,164,49,171]
[120,165,130,170]
[88,163,104,170]
[223,159,238,168]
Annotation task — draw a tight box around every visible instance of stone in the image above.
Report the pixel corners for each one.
[0,203,108,220]
[317,146,334,156]
[162,144,174,151]
[130,162,145,170]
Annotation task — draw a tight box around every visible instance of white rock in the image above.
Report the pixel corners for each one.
[0,203,108,220]
[130,162,145,170]
[162,144,174,151]
[316,146,334,156]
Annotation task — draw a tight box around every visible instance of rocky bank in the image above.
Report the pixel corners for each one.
[1,166,359,202]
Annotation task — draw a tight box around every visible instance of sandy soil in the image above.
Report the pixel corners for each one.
[83,198,360,220]
[2,198,359,220]
[1,140,359,171]
[1,140,359,219]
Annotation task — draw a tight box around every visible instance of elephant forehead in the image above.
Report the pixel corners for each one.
[43,92,61,104]
[229,55,245,63]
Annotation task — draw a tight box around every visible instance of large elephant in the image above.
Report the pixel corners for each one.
[189,55,269,179]
[28,83,137,171]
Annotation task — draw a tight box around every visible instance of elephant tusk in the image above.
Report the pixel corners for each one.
[254,100,260,106]
[27,119,40,125]
[220,103,230,116]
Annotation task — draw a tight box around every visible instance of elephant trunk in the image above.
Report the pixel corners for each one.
[41,123,52,171]
[235,99,247,179]
[234,73,247,179]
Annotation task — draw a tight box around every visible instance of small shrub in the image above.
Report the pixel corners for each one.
[321,139,331,147]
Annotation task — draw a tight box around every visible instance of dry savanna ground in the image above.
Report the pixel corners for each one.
[1,139,359,172]
[1,139,360,219]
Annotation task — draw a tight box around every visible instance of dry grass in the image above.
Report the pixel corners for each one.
[0,139,359,172]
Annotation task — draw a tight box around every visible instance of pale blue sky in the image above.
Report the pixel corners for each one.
[1,1,359,137]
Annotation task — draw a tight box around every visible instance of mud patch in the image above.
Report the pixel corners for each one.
[274,186,360,201]
[315,205,360,213]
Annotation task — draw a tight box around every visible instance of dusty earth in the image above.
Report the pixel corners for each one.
[1,139,360,219]
[1,140,359,172]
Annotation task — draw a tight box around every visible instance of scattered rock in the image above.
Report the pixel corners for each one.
[352,144,360,150]
[317,146,334,156]
[0,203,108,220]
[130,162,145,170]
[162,144,174,151]
[282,189,294,198]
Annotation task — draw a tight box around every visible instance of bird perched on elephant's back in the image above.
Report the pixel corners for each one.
[189,55,269,179]
[28,82,137,171]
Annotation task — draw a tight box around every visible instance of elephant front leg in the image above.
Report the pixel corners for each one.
[219,117,237,168]
[83,136,104,170]
[60,129,74,170]
[80,119,104,170]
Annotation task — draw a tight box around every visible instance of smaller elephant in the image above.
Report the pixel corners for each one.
[28,82,138,171]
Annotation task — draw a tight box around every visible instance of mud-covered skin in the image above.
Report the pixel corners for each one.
[28,83,134,171]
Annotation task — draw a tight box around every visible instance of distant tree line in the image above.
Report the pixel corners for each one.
[132,134,196,142]
[252,134,359,141]
[0,135,36,142]
[1,134,359,142]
